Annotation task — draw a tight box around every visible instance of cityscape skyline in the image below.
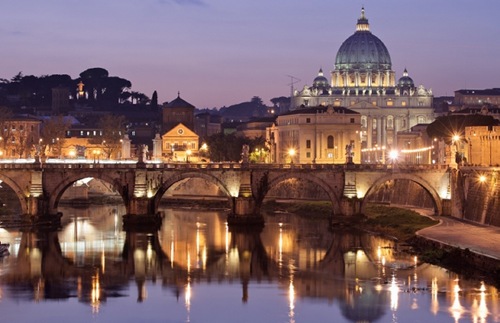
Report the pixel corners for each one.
[2,0,500,108]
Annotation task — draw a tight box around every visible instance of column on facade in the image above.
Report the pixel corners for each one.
[376,117,382,146]
[381,117,387,148]
[392,118,398,149]
[367,116,373,148]
[317,131,322,161]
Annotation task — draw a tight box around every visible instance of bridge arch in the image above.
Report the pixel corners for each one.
[47,172,128,215]
[152,172,234,213]
[0,174,28,214]
[361,173,442,215]
[258,173,342,215]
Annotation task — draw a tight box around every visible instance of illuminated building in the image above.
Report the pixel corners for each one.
[267,106,361,164]
[454,88,500,107]
[0,115,42,158]
[291,8,434,160]
[465,125,500,166]
[161,123,199,162]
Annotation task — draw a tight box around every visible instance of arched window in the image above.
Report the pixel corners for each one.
[327,135,334,149]
[387,115,394,129]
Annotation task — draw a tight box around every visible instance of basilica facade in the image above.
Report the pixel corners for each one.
[291,8,434,162]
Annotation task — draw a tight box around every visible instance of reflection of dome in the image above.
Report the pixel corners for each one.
[398,68,414,87]
[334,7,392,71]
[339,284,387,322]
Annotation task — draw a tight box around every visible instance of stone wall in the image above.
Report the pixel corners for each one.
[365,179,435,209]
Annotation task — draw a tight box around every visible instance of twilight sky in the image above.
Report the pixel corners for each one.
[2,0,499,108]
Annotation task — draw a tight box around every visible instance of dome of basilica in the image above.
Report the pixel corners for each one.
[334,8,392,71]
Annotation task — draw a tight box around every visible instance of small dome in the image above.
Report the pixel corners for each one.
[313,68,329,88]
[398,69,414,87]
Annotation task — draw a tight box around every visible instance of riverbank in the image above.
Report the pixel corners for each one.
[264,200,500,287]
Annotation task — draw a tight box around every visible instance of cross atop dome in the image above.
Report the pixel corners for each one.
[356,7,370,32]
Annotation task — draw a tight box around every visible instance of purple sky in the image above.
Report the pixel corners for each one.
[2,1,499,108]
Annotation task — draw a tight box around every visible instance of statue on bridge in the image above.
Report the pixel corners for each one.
[241,144,249,164]
[345,143,354,164]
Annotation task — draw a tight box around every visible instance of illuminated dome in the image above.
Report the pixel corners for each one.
[313,68,329,88]
[335,8,392,71]
[398,68,414,87]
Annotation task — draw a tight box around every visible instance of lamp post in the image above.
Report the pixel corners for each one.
[288,148,296,164]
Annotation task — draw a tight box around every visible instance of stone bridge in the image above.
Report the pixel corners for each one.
[0,160,457,223]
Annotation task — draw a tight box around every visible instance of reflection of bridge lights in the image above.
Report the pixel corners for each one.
[91,273,101,313]
[390,275,399,311]
[449,279,464,323]
[288,279,295,323]
[185,281,192,316]
[472,282,489,323]
[431,277,439,315]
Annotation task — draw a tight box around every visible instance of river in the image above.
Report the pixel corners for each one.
[0,203,498,323]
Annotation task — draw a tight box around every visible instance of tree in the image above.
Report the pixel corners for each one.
[151,90,158,110]
[101,76,132,103]
[40,116,71,157]
[89,114,127,159]
[0,106,14,156]
[78,67,109,102]
[205,132,250,162]
[426,114,499,143]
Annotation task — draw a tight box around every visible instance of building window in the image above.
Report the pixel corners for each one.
[417,116,425,124]
[327,135,334,149]
[327,153,333,158]
[306,118,311,123]
[387,116,394,129]
[306,140,311,148]
[402,101,407,107]
[306,152,311,158]
[387,100,393,107]
[350,118,355,123]
[361,116,367,128]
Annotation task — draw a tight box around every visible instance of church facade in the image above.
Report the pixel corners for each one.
[291,8,434,162]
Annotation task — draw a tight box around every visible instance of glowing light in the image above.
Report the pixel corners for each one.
[479,175,487,183]
[91,273,101,313]
[388,150,399,161]
[476,282,489,322]
[390,275,399,310]
[450,279,464,322]
[288,280,295,323]
[452,134,460,142]
[431,277,439,315]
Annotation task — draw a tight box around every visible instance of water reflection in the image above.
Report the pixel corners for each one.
[0,205,498,322]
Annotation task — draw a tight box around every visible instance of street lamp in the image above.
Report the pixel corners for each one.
[288,148,296,164]
[388,150,399,164]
